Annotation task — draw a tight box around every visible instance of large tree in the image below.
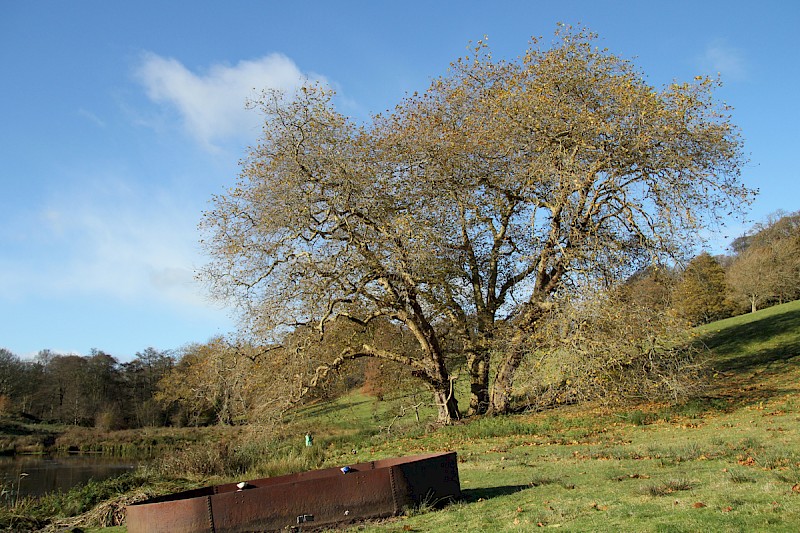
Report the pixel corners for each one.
[202,86,465,422]
[201,27,753,422]
[727,244,776,313]
[122,347,174,427]
[671,253,733,325]
[156,338,257,426]
[728,211,800,310]
[0,348,26,413]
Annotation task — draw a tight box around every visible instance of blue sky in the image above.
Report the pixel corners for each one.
[1,1,798,360]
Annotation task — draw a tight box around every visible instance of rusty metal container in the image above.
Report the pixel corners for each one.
[126,451,460,532]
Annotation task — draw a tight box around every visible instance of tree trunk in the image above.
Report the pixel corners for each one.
[404,310,461,423]
[433,387,461,424]
[488,302,543,415]
[488,346,525,415]
[467,350,490,415]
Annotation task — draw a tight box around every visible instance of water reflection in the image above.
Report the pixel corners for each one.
[0,455,137,498]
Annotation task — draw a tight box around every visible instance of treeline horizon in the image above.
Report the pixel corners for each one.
[1,210,798,430]
[0,346,175,429]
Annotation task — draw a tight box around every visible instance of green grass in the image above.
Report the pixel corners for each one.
[7,301,800,531]
[697,299,800,371]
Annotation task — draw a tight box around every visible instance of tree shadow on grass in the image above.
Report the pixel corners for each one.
[291,397,373,419]
[697,305,800,409]
[293,391,425,421]
[703,306,800,373]
[715,347,800,373]
[461,485,531,502]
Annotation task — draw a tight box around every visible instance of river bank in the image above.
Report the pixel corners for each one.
[0,416,248,458]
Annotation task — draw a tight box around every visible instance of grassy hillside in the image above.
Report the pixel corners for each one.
[338,301,800,531]
[699,299,800,379]
[18,301,800,532]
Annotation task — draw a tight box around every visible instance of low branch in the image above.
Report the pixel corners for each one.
[301,345,430,400]
[380,400,426,434]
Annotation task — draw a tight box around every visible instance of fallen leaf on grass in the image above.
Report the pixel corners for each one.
[792,484,800,493]
[723,506,733,512]
[693,502,706,508]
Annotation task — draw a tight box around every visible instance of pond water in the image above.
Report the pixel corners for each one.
[0,455,137,498]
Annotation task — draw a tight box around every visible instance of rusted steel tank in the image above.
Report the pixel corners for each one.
[126,451,460,532]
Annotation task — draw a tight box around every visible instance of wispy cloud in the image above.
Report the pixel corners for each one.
[698,40,747,81]
[77,108,106,128]
[0,176,213,313]
[135,53,321,150]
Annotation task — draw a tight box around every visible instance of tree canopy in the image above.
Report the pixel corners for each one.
[201,26,754,423]
[727,211,800,312]
[672,253,732,325]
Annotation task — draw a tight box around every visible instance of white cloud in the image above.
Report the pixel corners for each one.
[136,52,319,149]
[698,40,747,81]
